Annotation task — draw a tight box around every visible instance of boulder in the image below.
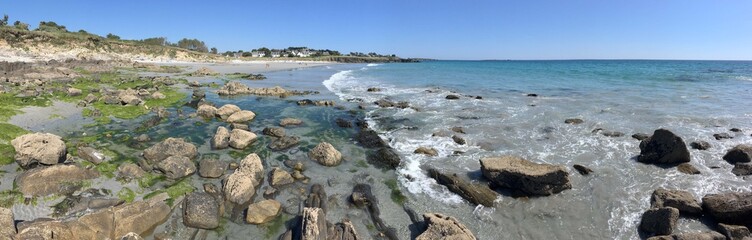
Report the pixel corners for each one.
[226,110,256,123]
[414,147,438,156]
[335,118,352,128]
[573,164,594,175]
[451,127,466,134]
[78,146,106,164]
[231,123,249,131]
[150,91,165,99]
[229,129,257,149]
[632,133,651,141]
[452,135,466,145]
[112,200,171,238]
[212,126,230,149]
[702,192,752,225]
[216,104,241,120]
[714,133,733,140]
[428,168,497,207]
[84,93,98,103]
[301,207,328,240]
[446,94,460,100]
[262,127,285,137]
[355,129,386,148]
[156,156,196,179]
[67,88,83,96]
[119,94,142,106]
[717,223,751,240]
[677,163,701,175]
[223,154,264,204]
[308,142,342,166]
[0,208,14,239]
[638,129,690,164]
[564,118,584,124]
[11,133,67,168]
[142,138,198,165]
[196,105,217,119]
[246,200,281,224]
[269,136,300,151]
[732,163,752,176]
[690,141,711,150]
[480,155,571,196]
[723,145,752,164]
[330,219,360,240]
[639,207,679,236]
[183,192,220,229]
[671,232,725,240]
[280,118,303,127]
[117,163,145,181]
[269,168,294,187]
[367,87,381,92]
[367,147,401,169]
[416,213,476,240]
[198,157,226,178]
[15,165,99,196]
[650,188,702,214]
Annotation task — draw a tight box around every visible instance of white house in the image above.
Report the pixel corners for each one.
[251,51,265,58]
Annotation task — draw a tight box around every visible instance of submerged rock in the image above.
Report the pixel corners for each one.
[15,164,99,196]
[335,118,353,128]
[197,105,217,119]
[78,146,106,164]
[355,129,386,148]
[427,168,497,207]
[638,129,690,164]
[732,163,752,176]
[117,163,145,181]
[573,164,593,175]
[269,168,294,187]
[723,144,752,164]
[690,141,711,150]
[639,207,679,236]
[677,163,701,175]
[216,104,241,120]
[416,213,476,240]
[246,199,281,224]
[142,137,198,165]
[564,118,584,124]
[480,155,571,196]
[632,133,650,141]
[702,192,752,225]
[309,142,342,166]
[183,192,220,229]
[11,133,67,168]
[262,127,285,137]
[198,157,226,178]
[414,147,438,156]
[229,129,257,149]
[367,147,401,169]
[269,136,300,151]
[156,156,196,179]
[280,118,303,127]
[650,188,702,215]
[717,223,752,240]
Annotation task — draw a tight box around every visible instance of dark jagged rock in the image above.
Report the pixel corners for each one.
[639,207,679,236]
[601,131,624,137]
[730,128,743,133]
[335,118,352,128]
[526,93,538,97]
[366,147,401,169]
[268,136,300,151]
[355,129,386,148]
[427,168,497,207]
[452,135,466,145]
[445,94,460,100]
[305,184,327,213]
[632,133,651,141]
[414,147,438,157]
[732,163,752,176]
[714,133,733,140]
[638,129,690,164]
[649,232,725,240]
[262,127,285,138]
[367,87,381,92]
[650,189,702,215]
[677,163,701,175]
[350,184,398,240]
[702,192,752,225]
[717,223,751,240]
[723,145,752,164]
[573,164,593,175]
[480,155,571,196]
[451,127,466,134]
[564,118,584,124]
[690,141,711,150]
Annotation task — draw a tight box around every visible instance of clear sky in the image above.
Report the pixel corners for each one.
[3,0,751,60]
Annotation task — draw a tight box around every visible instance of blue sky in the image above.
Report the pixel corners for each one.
[3,0,751,60]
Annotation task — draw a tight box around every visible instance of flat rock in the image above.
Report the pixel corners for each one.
[246,200,281,224]
[428,168,497,207]
[366,147,401,169]
[651,188,702,214]
[480,155,571,196]
[216,104,241,120]
[15,164,99,196]
[0,208,14,239]
[212,126,230,149]
[565,118,584,124]
[262,127,285,137]
[702,192,752,225]
[309,142,342,166]
[156,156,196,179]
[414,147,438,156]
[639,207,679,236]
[198,157,226,178]
[196,105,217,119]
[723,145,752,164]
[269,168,294,187]
[226,110,256,123]
[638,129,690,164]
[573,164,594,175]
[11,133,67,168]
[183,192,220,229]
[143,137,198,165]
[280,118,303,127]
[416,213,476,240]
[77,146,106,164]
[229,129,257,149]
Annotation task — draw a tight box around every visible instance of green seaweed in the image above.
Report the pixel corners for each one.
[117,188,136,203]
[384,179,406,205]
[355,160,368,168]
[138,173,166,188]
[263,213,289,239]
[0,123,29,165]
[95,162,119,178]
[0,190,24,208]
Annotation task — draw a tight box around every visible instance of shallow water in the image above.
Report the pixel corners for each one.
[323,60,752,239]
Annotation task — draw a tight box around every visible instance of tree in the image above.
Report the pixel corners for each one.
[140,37,167,46]
[13,21,29,30]
[37,21,68,32]
[106,33,120,40]
[257,47,271,57]
[176,38,208,53]
[0,15,8,26]
[210,47,218,54]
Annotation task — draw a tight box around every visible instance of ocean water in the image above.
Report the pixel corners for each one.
[322,60,752,239]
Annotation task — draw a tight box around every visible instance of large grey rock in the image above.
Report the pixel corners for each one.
[638,129,690,164]
[724,145,752,164]
[156,155,196,179]
[309,142,342,166]
[269,136,300,151]
[78,146,106,164]
[702,192,752,225]
[301,207,327,240]
[366,147,401,169]
[198,157,226,178]
[717,223,751,240]
[223,154,264,204]
[183,192,220,229]
[416,213,476,240]
[142,138,198,165]
[15,165,99,196]
[229,129,257,149]
[639,207,679,236]
[280,118,303,127]
[246,199,281,224]
[0,207,14,239]
[117,163,145,181]
[732,163,752,176]
[226,110,256,123]
[650,188,702,214]
[216,104,241,120]
[480,155,571,196]
[212,126,230,149]
[196,105,217,119]
[269,168,294,187]
[11,133,67,168]
[428,168,497,207]
[414,147,438,156]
